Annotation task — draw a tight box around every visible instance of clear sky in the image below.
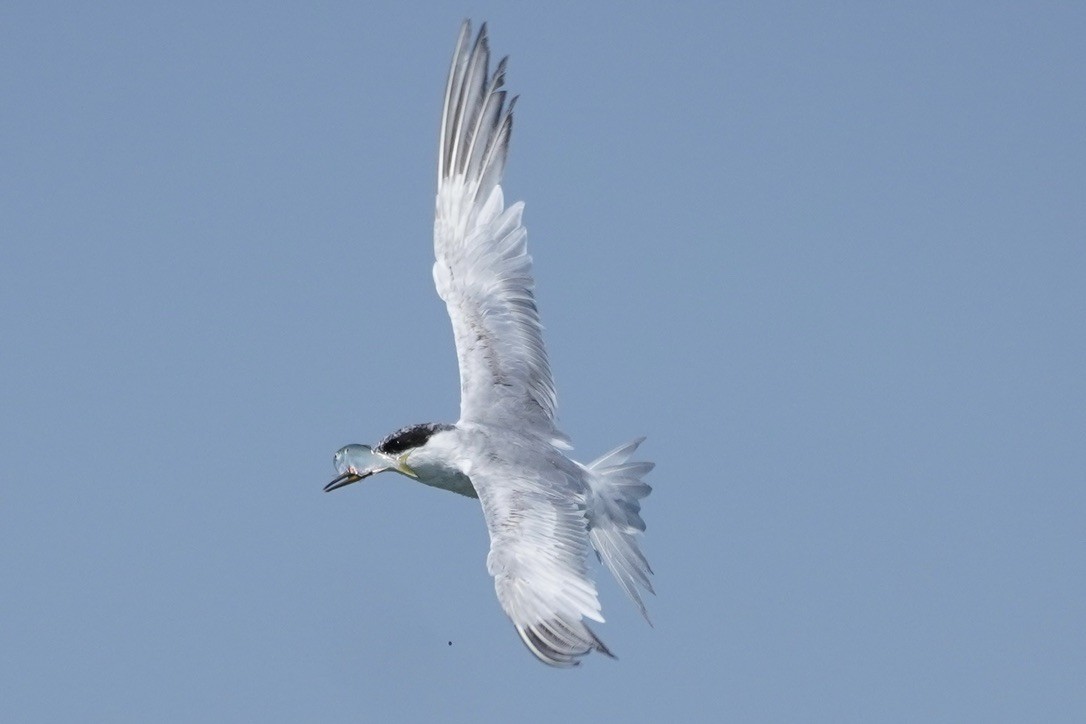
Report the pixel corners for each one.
[2,2,1083,722]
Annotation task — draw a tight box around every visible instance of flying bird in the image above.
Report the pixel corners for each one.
[325,21,654,667]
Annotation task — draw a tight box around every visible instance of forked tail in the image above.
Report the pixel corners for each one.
[585,438,655,622]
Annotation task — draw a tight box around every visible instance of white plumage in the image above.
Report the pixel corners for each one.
[434,23,561,443]
[327,21,654,667]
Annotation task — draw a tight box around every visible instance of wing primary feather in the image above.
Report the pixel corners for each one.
[514,621,615,668]
[447,25,489,180]
[439,20,473,182]
[474,96,516,206]
[462,57,508,185]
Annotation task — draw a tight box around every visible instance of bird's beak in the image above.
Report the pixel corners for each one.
[324,470,367,493]
[325,455,417,491]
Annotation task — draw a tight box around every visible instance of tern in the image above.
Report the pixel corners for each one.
[325,21,654,667]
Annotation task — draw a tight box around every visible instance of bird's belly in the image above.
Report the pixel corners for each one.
[416,466,478,498]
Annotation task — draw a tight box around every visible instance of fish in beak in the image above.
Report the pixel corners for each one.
[325,444,417,492]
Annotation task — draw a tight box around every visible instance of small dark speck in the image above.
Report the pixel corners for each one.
[448,641,453,646]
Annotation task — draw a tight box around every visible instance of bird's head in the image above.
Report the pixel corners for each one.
[324,423,454,493]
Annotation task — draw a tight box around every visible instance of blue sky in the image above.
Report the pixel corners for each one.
[2,2,1083,721]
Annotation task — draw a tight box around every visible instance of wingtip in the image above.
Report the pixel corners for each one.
[514,620,616,667]
[586,624,617,660]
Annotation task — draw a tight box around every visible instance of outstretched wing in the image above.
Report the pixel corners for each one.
[470,460,614,667]
[433,21,566,443]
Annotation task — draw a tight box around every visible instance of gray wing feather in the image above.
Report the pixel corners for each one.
[470,456,614,667]
[434,21,566,444]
